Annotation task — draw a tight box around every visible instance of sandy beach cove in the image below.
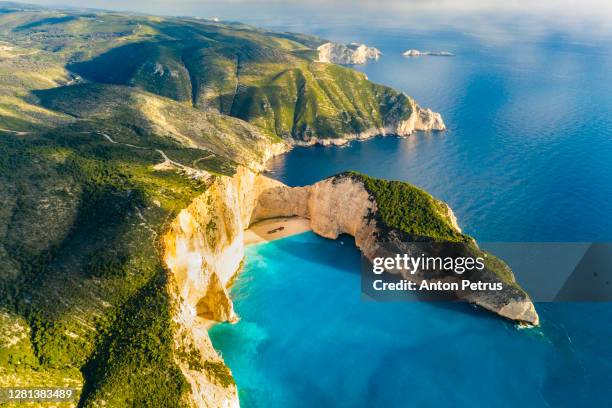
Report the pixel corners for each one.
[244,217,312,245]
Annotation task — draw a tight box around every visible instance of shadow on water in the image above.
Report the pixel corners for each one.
[263,232,362,274]
[267,232,512,324]
[221,232,612,408]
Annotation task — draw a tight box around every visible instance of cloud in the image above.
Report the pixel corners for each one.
[24,0,612,17]
[22,0,612,37]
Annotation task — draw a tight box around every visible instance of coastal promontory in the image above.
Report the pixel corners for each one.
[0,4,530,407]
[317,42,382,64]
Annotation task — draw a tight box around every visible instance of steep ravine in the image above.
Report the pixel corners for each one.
[162,167,538,407]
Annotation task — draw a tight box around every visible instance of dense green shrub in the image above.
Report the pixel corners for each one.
[345,172,518,286]
[350,172,467,242]
[80,272,189,407]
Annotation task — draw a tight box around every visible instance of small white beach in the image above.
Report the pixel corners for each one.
[244,217,311,245]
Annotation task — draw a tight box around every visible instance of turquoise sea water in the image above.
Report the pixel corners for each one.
[210,234,612,407]
[210,25,612,407]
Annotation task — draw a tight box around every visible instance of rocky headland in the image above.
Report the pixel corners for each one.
[317,42,382,64]
[289,95,446,146]
[162,166,539,407]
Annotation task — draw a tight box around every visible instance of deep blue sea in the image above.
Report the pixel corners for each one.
[265,26,612,242]
[210,25,612,407]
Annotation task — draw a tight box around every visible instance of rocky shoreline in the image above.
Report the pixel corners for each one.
[317,42,382,64]
[162,162,538,407]
[287,96,446,147]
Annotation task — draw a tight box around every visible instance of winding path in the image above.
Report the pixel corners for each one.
[91,130,211,180]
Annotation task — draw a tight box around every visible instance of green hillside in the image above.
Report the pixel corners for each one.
[0,5,416,142]
[0,124,207,406]
[347,172,519,285]
[67,30,412,141]
[0,3,442,406]
[34,83,280,169]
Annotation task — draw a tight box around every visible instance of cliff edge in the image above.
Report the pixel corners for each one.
[162,167,538,406]
[317,42,382,64]
[251,172,538,326]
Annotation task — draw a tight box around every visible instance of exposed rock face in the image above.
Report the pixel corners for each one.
[256,141,291,171]
[317,42,382,65]
[402,49,455,57]
[396,97,446,135]
[197,272,235,322]
[288,96,446,147]
[162,167,538,407]
[251,174,538,327]
[163,167,257,408]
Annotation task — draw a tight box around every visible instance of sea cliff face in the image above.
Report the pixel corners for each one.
[161,167,285,407]
[252,174,538,326]
[162,167,538,406]
[317,42,382,64]
[289,96,446,147]
[163,172,248,407]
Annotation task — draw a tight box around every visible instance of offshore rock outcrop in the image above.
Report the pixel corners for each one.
[163,167,538,407]
[402,49,455,57]
[317,42,382,65]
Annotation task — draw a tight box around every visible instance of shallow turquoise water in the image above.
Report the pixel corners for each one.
[210,233,612,407]
[210,25,612,407]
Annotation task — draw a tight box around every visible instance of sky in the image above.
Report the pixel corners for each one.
[14,0,612,39]
[18,0,612,22]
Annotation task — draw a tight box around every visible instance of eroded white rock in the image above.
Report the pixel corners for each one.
[317,42,382,65]
[162,164,537,407]
[402,49,455,57]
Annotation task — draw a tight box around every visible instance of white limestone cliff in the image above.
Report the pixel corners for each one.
[395,97,446,135]
[251,174,539,326]
[317,42,382,65]
[289,96,446,147]
[162,166,537,407]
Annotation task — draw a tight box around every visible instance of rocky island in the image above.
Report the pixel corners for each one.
[403,49,455,57]
[0,3,534,407]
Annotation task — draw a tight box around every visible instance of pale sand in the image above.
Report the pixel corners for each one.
[244,216,311,245]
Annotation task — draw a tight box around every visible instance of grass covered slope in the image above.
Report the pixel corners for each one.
[0,6,424,143]
[0,3,449,405]
[35,83,282,169]
[0,125,220,405]
[355,172,467,242]
[70,35,416,142]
